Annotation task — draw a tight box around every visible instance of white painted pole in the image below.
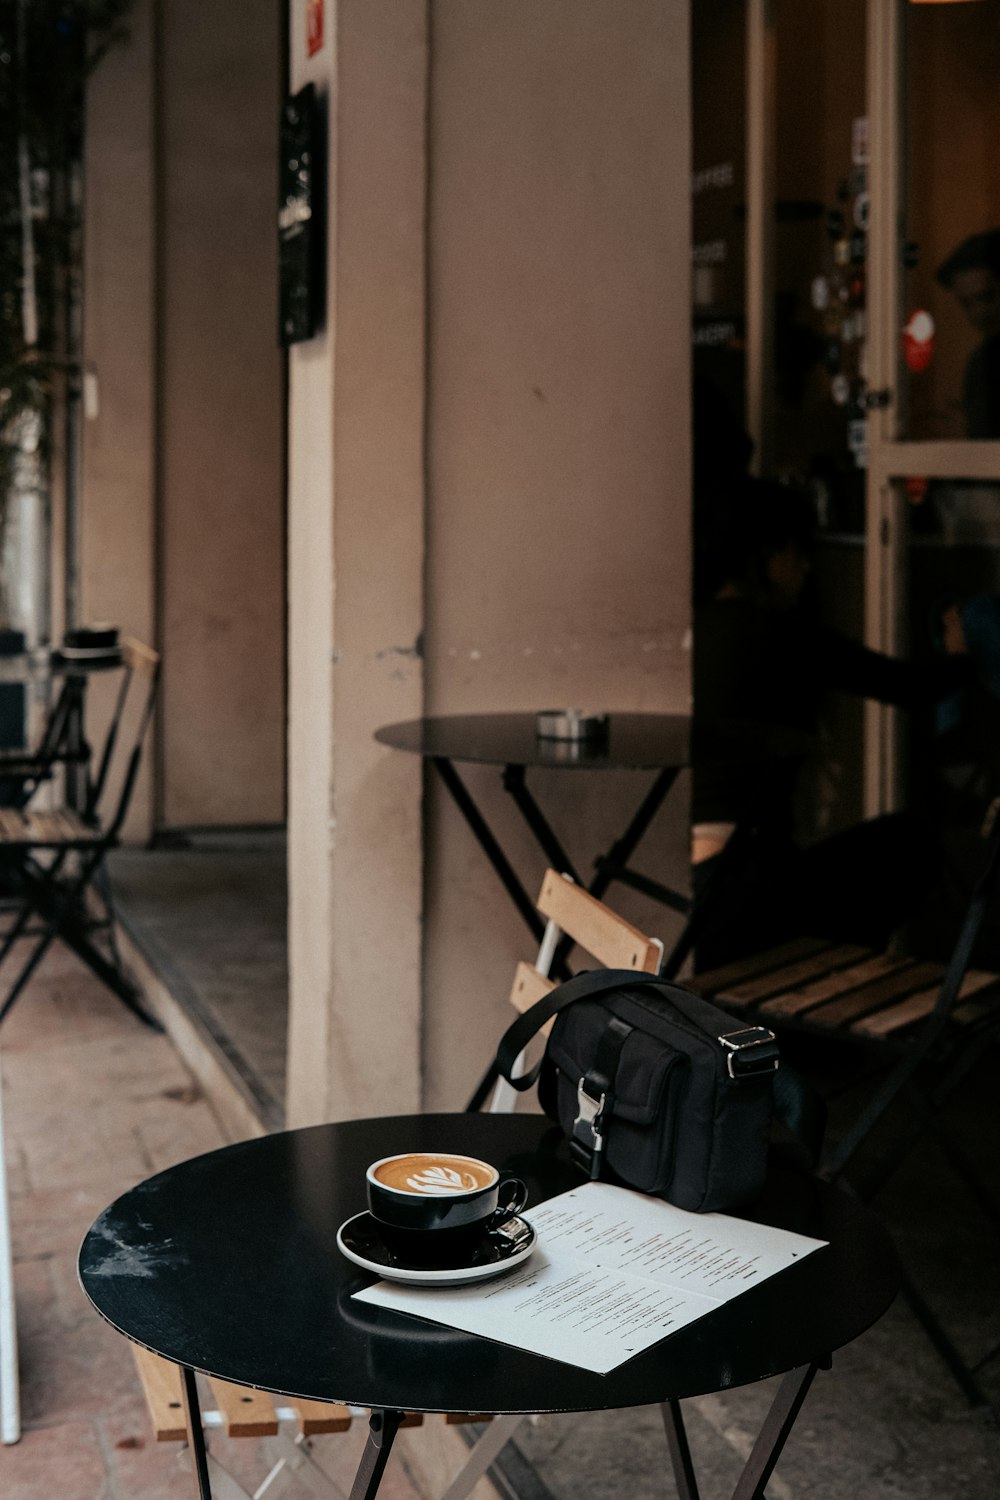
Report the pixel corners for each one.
[0,1055,21,1444]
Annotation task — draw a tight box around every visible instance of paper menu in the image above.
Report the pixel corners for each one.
[352,1182,827,1375]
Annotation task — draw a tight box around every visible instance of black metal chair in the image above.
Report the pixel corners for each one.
[690,800,1000,1415]
[0,638,162,1029]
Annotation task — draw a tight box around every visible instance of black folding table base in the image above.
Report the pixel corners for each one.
[176,1362,826,1500]
[431,755,689,951]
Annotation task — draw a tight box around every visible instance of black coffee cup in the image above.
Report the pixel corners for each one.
[366,1152,528,1266]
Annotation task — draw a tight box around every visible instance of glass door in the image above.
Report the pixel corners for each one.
[865,0,1000,817]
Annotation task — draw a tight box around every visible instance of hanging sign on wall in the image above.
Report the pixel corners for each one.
[306,0,324,58]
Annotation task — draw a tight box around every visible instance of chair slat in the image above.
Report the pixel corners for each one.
[207,1378,279,1437]
[285,1397,353,1435]
[686,936,832,996]
[854,968,1000,1038]
[717,945,869,1005]
[132,1346,188,1442]
[0,807,94,847]
[758,953,910,1018]
[509,962,556,1025]
[537,870,661,971]
[121,636,161,675]
[804,961,944,1029]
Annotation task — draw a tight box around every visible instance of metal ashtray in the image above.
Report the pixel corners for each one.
[535,709,609,743]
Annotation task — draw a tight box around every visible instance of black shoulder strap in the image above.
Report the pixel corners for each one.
[496,968,652,1093]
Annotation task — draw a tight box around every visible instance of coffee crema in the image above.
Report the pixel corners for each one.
[371,1153,496,1196]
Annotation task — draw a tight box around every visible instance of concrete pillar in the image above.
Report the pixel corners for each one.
[285,1,428,1125]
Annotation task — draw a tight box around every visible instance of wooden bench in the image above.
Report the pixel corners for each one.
[689,935,1000,1047]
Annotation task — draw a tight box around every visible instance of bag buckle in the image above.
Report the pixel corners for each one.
[719,1026,779,1080]
[574,1079,607,1152]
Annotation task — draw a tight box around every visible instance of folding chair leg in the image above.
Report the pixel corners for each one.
[0,926,58,1026]
[439,1413,524,1500]
[88,857,126,970]
[923,1114,1000,1235]
[821,1043,934,1183]
[897,1264,997,1419]
[14,859,161,1029]
[0,899,36,969]
[253,1433,348,1500]
[178,1449,255,1500]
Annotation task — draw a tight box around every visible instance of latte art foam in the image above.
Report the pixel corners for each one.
[371,1152,496,1196]
[406,1165,479,1195]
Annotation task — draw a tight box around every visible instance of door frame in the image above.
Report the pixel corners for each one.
[744,0,1000,819]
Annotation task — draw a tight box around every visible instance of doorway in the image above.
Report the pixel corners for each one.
[693,0,1000,855]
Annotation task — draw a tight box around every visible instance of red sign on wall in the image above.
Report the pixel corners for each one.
[306,0,324,58]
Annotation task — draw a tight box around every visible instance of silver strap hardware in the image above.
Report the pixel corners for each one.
[719,1026,779,1080]
[574,1079,607,1154]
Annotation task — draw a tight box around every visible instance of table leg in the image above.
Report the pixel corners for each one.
[501,766,582,884]
[431,758,545,943]
[180,1365,214,1500]
[660,1399,701,1500]
[728,1361,820,1500]
[348,1409,405,1500]
[588,767,681,903]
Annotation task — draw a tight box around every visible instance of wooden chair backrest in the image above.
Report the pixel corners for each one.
[120,637,160,677]
[492,873,663,1110]
[536,868,663,973]
[93,638,161,834]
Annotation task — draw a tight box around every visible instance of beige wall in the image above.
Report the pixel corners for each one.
[422,0,692,1107]
[82,0,285,837]
[285,0,692,1122]
[158,0,285,827]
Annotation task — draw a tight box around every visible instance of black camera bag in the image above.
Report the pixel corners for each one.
[495,968,808,1213]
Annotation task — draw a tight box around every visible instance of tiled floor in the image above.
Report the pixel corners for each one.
[0,942,419,1500]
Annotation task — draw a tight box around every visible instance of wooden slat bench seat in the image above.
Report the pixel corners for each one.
[689,941,1000,1046]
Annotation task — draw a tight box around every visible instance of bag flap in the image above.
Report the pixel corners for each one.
[547,1001,686,1125]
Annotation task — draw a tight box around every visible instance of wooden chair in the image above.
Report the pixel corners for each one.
[483,867,664,1114]
[690,799,1000,1414]
[131,873,664,1499]
[0,676,82,809]
[0,638,161,1029]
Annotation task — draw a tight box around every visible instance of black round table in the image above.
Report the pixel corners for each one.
[79,1113,898,1500]
[374,713,812,976]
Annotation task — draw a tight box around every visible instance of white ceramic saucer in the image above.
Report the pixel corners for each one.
[336,1211,535,1286]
